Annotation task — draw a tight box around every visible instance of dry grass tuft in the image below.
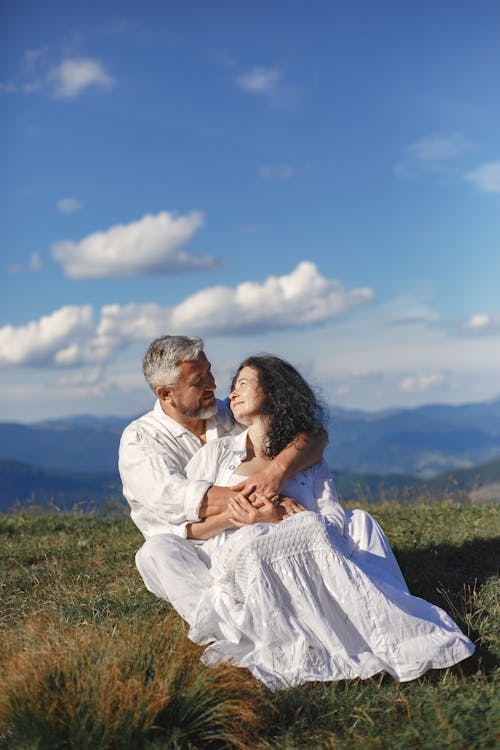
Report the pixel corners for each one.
[0,613,264,749]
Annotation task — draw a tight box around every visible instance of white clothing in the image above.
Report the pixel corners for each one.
[119,398,242,539]
[178,431,475,690]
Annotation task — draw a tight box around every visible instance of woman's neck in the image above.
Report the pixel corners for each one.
[246,417,269,459]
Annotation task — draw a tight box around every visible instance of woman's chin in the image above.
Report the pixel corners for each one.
[231,408,252,426]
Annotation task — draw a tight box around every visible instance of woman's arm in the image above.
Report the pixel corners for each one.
[187,492,285,539]
[186,508,234,540]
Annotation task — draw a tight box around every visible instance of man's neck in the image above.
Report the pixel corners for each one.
[159,401,207,442]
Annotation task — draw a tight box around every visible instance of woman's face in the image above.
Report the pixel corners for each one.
[230,366,265,425]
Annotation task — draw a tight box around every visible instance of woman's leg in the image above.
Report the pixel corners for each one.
[346,509,409,592]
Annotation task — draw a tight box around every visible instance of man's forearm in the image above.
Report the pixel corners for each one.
[275,427,328,480]
[198,482,245,519]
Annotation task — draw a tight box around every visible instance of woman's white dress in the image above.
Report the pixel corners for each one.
[184,431,475,690]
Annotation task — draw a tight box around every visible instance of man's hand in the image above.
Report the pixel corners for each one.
[227,492,284,527]
[236,462,286,504]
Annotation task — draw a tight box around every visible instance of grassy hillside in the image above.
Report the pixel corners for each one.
[0,503,499,749]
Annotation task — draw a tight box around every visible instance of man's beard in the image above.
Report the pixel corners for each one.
[182,401,218,420]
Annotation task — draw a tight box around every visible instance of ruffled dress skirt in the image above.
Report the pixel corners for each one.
[188,512,474,690]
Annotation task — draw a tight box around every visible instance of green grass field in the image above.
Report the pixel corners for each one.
[1,502,498,749]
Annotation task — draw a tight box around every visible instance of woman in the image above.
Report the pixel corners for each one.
[184,356,474,690]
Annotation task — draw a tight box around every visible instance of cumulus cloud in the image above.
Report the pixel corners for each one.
[235,66,282,94]
[459,313,500,335]
[259,164,295,180]
[395,133,474,178]
[48,58,115,98]
[0,263,373,368]
[465,162,500,193]
[400,374,445,393]
[52,210,217,279]
[57,197,83,214]
[0,306,93,366]
[169,261,373,335]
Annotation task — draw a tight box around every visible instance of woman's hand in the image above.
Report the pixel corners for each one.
[277,495,307,519]
[227,492,285,527]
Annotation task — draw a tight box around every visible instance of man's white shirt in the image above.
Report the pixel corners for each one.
[118,398,243,539]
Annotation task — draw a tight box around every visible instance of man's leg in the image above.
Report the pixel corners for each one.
[346,509,409,592]
[135,533,213,624]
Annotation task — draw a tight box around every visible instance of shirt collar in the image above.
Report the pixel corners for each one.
[153,399,192,438]
[219,428,249,457]
[153,399,221,440]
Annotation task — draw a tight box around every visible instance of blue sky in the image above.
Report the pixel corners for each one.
[1,0,500,422]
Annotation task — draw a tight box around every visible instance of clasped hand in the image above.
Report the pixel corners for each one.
[227,492,306,528]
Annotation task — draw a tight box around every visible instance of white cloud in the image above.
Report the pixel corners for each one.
[395,133,474,178]
[57,197,83,214]
[235,66,282,95]
[52,210,217,279]
[168,261,374,336]
[404,134,472,162]
[0,306,93,366]
[259,164,295,180]
[465,162,500,193]
[48,58,115,99]
[400,373,445,393]
[459,313,500,335]
[0,264,373,368]
[54,366,107,397]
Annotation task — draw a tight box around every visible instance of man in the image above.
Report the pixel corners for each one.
[119,335,326,620]
[120,335,407,623]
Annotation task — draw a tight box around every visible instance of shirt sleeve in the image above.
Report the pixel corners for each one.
[312,459,346,531]
[185,440,222,482]
[118,425,212,534]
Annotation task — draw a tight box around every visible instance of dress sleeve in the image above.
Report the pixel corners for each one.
[118,426,212,532]
[312,459,346,531]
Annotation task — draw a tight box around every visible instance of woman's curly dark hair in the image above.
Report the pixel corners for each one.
[232,355,326,459]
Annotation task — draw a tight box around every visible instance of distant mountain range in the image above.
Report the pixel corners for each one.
[0,398,499,512]
[323,399,500,478]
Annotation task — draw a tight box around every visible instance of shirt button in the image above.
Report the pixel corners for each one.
[229,464,236,470]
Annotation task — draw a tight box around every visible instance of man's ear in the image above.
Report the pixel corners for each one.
[155,385,173,403]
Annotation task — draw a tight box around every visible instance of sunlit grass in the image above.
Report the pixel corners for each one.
[0,503,498,749]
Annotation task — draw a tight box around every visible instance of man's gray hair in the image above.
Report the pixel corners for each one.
[142,335,204,392]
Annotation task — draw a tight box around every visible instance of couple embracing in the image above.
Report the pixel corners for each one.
[119,335,473,690]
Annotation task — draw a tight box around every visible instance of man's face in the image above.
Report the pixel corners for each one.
[168,353,217,420]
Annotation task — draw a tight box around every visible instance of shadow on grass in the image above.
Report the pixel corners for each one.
[393,535,500,675]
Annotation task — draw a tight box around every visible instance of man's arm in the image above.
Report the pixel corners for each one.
[239,428,328,503]
[197,428,327,518]
[188,492,286,539]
